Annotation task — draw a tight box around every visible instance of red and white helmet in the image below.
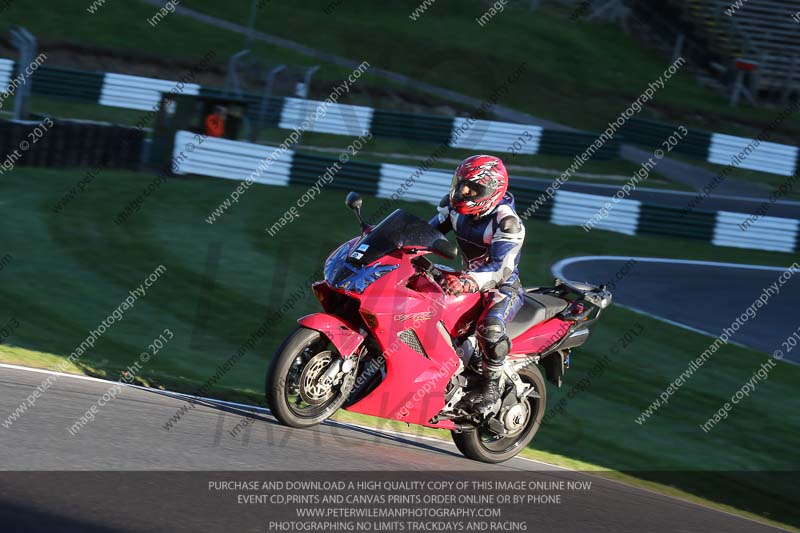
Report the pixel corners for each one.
[449,155,509,217]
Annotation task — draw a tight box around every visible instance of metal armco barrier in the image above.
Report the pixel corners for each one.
[707,133,798,177]
[172,131,799,253]
[623,118,800,177]
[3,58,622,159]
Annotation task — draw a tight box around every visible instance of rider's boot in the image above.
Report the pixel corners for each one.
[463,316,510,414]
[467,363,503,413]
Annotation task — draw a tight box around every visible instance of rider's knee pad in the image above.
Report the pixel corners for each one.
[484,337,510,363]
[477,317,510,364]
[477,316,505,342]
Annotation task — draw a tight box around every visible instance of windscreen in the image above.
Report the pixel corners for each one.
[347,209,445,266]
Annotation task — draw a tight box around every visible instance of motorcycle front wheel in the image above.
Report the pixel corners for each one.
[266,327,356,428]
[451,364,547,463]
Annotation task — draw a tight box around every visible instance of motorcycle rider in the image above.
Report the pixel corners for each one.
[429,154,525,413]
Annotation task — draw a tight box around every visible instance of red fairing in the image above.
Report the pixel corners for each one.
[297,313,365,358]
[507,318,571,357]
[300,243,575,431]
[333,251,465,429]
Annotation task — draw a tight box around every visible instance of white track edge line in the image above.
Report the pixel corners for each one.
[552,255,795,273]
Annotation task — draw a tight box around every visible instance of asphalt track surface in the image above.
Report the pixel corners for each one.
[0,365,784,532]
[552,256,800,364]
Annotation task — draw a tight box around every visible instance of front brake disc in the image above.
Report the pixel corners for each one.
[298,351,335,405]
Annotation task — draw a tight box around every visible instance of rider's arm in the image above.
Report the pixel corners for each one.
[467,207,525,291]
[428,195,453,234]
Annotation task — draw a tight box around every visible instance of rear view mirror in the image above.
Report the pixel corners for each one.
[345,192,362,211]
[345,192,367,231]
[432,238,458,260]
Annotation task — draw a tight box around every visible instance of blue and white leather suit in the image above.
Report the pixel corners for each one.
[430,192,526,370]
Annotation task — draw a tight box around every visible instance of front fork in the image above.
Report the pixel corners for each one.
[296,314,366,398]
[318,354,359,389]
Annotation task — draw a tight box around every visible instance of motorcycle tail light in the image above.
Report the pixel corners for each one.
[360,310,379,330]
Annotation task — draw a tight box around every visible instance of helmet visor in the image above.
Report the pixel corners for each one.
[451,176,490,203]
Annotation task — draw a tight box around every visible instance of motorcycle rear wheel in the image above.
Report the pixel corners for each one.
[451,364,546,463]
[266,327,355,429]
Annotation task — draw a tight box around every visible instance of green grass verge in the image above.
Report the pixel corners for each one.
[0,345,86,374]
[29,95,150,127]
[0,167,798,528]
[0,2,325,74]
[172,0,799,139]
[3,1,797,140]
[0,1,436,112]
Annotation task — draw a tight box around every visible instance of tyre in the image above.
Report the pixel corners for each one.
[451,364,547,463]
[266,327,356,429]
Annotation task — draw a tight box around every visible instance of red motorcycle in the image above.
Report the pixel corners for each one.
[266,193,611,463]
